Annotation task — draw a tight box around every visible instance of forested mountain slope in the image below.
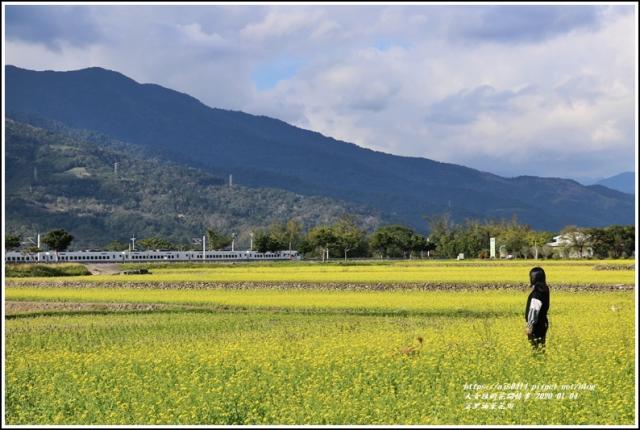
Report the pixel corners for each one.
[5,119,383,249]
[6,65,635,231]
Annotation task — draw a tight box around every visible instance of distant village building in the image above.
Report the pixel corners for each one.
[546,232,593,258]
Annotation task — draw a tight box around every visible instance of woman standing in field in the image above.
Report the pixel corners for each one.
[525,267,550,351]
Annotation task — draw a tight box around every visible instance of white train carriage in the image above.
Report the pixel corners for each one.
[4,249,300,263]
[5,251,126,263]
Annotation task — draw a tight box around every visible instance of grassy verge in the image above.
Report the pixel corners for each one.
[5,259,635,285]
[5,263,91,278]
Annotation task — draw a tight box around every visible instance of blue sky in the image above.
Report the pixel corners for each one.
[4,3,637,181]
[252,57,304,91]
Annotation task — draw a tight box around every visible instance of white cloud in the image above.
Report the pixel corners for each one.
[4,4,637,179]
[5,39,109,71]
[179,23,228,48]
[592,120,624,143]
[240,9,324,41]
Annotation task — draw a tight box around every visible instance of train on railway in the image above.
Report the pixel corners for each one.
[4,249,300,264]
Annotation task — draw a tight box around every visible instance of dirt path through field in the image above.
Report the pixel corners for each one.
[83,263,122,275]
[5,280,634,291]
[5,300,172,314]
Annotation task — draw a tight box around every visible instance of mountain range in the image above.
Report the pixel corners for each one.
[5,65,635,236]
[5,118,382,249]
[594,172,635,195]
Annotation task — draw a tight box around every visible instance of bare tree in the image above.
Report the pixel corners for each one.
[561,226,592,258]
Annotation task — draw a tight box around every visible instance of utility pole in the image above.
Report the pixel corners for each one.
[131,234,136,251]
[249,232,254,251]
[202,235,206,260]
[231,232,236,251]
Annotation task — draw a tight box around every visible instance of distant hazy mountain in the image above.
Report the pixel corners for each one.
[5,119,383,249]
[595,172,635,195]
[5,65,635,231]
[571,176,602,186]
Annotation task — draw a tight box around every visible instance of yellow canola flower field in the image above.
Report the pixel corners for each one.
[6,259,636,285]
[1,287,632,316]
[4,286,636,425]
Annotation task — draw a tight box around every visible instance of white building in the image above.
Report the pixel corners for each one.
[546,232,593,258]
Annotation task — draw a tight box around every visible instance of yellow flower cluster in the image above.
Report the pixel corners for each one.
[7,259,635,285]
[5,286,635,425]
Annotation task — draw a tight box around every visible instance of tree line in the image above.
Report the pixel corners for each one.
[4,215,635,259]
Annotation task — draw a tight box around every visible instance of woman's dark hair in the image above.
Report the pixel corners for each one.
[529,266,546,285]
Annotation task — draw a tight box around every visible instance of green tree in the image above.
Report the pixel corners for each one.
[254,230,283,253]
[369,225,415,258]
[104,240,129,251]
[174,242,193,251]
[262,219,304,252]
[297,237,315,255]
[137,237,175,251]
[285,219,303,251]
[307,225,337,261]
[587,227,610,258]
[424,237,437,258]
[427,215,541,259]
[369,228,391,258]
[41,229,74,252]
[266,222,289,251]
[333,216,366,260]
[496,218,530,258]
[5,233,21,251]
[206,229,232,251]
[608,225,634,258]
[426,214,456,258]
[588,225,635,258]
[456,219,490,258]
[410,234,432,259]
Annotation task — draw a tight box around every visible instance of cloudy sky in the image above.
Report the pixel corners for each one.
[4,3,637,182]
